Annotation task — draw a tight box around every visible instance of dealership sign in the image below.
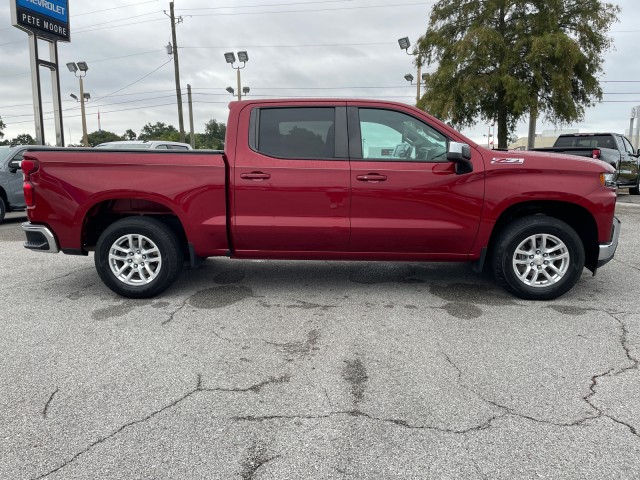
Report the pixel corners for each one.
[11,0,70,42]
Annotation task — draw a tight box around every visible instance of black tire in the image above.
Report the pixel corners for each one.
[0,197,5,224]
[492,216,585,300]
[94,216,184,298]
[629,176,640,195]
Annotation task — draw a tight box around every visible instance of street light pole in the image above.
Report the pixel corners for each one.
[224,51,249,102]
[67,61,90,147]
[398,37,424,106]
[403,72,427,104]
[79,76,88,147]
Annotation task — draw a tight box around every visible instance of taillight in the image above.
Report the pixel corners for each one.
[21,159,39,178]
[592,149,601,159]
[24,182,35,206]
[22,158,39,207]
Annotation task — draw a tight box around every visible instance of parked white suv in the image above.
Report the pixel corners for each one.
[95,140,193,150]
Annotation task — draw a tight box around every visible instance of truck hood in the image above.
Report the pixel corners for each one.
[481,148,615,173]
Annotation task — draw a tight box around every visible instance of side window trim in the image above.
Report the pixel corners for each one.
[347,106,362,159]
[249,106,347,161]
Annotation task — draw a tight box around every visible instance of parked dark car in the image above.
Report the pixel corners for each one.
[531,133,640,193]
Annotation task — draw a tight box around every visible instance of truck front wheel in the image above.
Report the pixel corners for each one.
[492,216,585,300]
[94,217,183,298]
[629,176,640,195]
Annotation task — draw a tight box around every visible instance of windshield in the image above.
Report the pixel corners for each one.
[0,146,15,161]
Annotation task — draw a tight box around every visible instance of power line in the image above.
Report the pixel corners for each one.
[74,11,165,32]
[183,2,431,17]
[2,95,180,119]
[181,42,391,49]
[0,0,160,33]
[6,102,181,126]
[176,0,356,11]
[20,1,429,37]
[193,85,416,90]
[73,18,167,34]
[0,49,165,80]
[91,58,174,105]
[89,49,165,64]
[75,0,160,17]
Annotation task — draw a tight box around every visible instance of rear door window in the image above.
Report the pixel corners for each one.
[256,108,336,159]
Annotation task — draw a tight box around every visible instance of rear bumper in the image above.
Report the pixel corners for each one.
[597,216,621,268]
[22,222,59,254]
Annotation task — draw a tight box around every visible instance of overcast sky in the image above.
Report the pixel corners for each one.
[2,0,640,147]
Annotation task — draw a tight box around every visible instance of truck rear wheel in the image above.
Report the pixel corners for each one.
[0,197,5,224]
[94,217,183,298]
[630,177,640,195]
[492,216,585,300]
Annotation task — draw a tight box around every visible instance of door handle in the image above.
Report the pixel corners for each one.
[356,174,387,182]
[240,172,271,180]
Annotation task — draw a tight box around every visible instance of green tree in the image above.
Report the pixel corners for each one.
[417,0,619,148]
[86,130,122,147]
[122,129,137,140]
[138,122,179,141]
[10,133,35,145]
[0,117,6,143]
[197,119,226,149]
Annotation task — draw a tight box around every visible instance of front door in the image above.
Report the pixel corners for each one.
[8,150,26,207]
[618,135,639,183]
[348,106,484,257]
[232,105,351,255]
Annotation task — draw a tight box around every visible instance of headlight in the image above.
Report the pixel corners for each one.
[600,173,616,188]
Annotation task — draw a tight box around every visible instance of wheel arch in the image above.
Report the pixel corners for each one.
[81,198,189,256]
[486,200,599,272]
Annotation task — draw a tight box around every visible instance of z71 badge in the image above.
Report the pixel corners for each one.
[492,158,525,164]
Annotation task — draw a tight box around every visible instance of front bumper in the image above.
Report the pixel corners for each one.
[597,216,621,268]
[22,222,59,254]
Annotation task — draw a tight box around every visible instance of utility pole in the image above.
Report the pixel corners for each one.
[187,84,195,148]
[416,57,422,105]
[527,109,537,150]
[167,2,185,142]
[79,76,89,147]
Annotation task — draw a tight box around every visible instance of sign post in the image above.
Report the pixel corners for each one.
[11,0,70,146]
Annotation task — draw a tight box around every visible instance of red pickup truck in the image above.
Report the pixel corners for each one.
[20,99,620,300]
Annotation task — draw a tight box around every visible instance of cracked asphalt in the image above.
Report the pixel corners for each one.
[1,198,639,479]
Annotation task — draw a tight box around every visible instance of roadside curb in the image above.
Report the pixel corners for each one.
[616,202,640,209]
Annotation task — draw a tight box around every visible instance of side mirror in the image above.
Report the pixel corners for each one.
[8,160,21,173]
[447,142,473,174]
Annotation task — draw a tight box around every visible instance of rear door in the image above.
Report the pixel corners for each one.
[348,105,484,256]
[232,104,351,254]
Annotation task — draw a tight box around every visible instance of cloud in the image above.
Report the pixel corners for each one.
[1,0,638,146]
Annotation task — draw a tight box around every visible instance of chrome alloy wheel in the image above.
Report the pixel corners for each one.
[512,233,570,288]
[108,234,162,286]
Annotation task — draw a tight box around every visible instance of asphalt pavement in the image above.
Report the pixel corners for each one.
[0,199,639,479]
